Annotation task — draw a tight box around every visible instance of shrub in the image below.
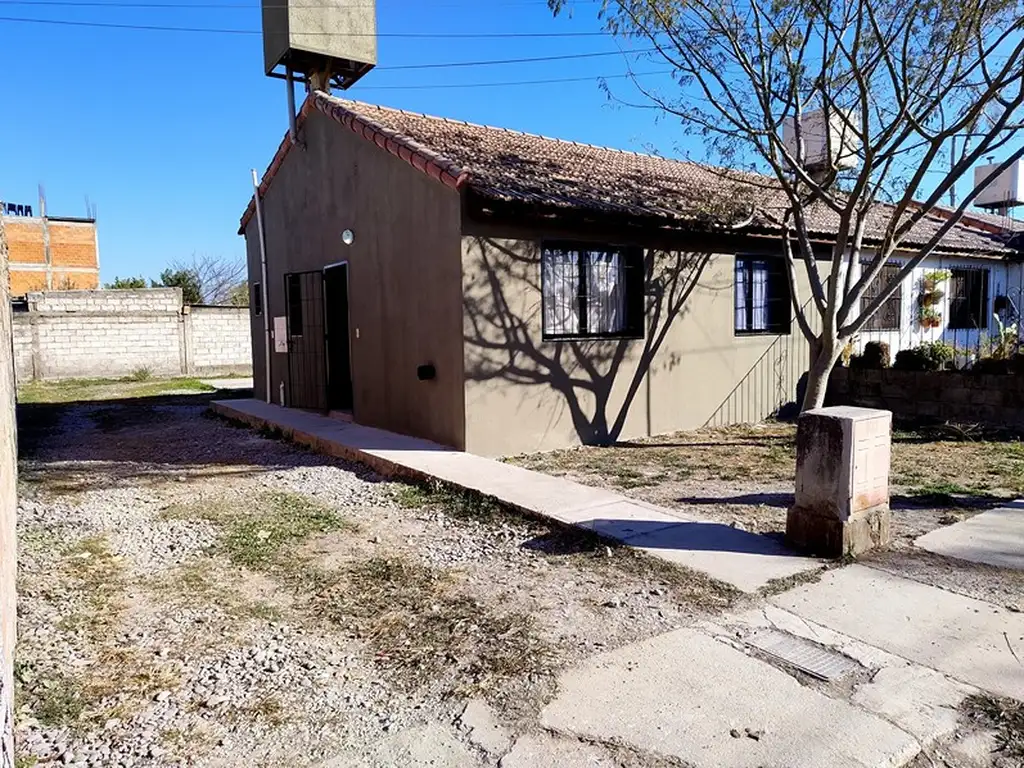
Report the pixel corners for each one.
[894,342,955,372]
[851,341,890,369]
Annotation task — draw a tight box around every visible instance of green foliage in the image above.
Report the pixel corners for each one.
[227,280,249,307]
[105,276,147,290]
[125,366,152,382]
[153,268,202,305]
[893,341,955,371]
[850,341,889,369]
[988,313,1019,361]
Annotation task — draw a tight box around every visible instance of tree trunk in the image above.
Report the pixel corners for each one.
[801,336,840,411]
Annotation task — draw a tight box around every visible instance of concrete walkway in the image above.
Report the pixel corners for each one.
[211,398,820,592]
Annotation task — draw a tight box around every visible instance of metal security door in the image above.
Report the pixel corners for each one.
[283,270,328,411]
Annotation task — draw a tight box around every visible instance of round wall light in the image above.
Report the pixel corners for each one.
[341,229,355,246]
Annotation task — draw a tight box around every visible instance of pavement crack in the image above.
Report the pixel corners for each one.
[1005,631,1022,666]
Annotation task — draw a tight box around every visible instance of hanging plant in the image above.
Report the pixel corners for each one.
[919,288,945,307]
[919,305,942,328]
[921,269,952,293]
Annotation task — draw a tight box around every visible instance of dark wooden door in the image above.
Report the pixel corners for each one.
[324,263,353,412]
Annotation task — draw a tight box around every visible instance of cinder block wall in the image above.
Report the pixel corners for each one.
[829,367,1024,428]
[12,289,252,382]
[188,307,254,375]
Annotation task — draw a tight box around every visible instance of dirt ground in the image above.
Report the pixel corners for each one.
[13,393,736,768]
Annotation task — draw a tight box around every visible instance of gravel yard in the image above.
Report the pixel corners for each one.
[14,396,736,768]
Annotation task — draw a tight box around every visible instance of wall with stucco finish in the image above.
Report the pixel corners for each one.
[243,109,466,448]
[460,223,822,457]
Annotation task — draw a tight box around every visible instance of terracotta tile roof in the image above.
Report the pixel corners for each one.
[240,91,1020,257]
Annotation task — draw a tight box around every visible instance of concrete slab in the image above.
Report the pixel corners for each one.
[498,733,622,768]
[915,506,1024,570]
[713,606,978,747]
[200,377,253,390]
[322,723,481,767]
[211,399,821,593]
[622,522,820,593]
[540,628,920,768]
[771,565,1024,698]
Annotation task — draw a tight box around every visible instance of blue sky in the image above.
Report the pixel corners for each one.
[0,1,1016,284]
[0,0,689,283]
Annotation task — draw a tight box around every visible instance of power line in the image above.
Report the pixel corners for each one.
[0,14,631,38]
[360,69,672,90]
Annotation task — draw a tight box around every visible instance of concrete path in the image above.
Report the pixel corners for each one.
[916,503,1024,570]
[211,398,820,592]
[540,564,1023,767]
[200,377,254,391]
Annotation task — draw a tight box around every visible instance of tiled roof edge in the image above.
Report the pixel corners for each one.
[312,90,472,192]
[238,98,315,234]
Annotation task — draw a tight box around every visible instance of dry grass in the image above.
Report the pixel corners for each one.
[312,555,556,697]
[960,693,1024,760]
[508,423,1024,503]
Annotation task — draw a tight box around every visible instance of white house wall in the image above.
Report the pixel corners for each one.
[855,253,1017,359]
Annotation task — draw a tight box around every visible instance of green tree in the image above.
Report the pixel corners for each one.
[226,280,249,307]
[105,276,147,290]
[153,268,203,305]
[550,0,1024,410]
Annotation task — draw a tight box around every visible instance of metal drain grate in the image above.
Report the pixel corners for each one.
[745,629,861,682]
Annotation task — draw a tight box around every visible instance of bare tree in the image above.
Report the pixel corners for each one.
[167,253,247,306]
[551,0,1024,409]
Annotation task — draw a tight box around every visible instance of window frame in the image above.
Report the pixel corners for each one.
[859,261,903,332]
[540,241,645,342]
[948,267,990,331]
[252,281,263,316]
[733,255,791,336]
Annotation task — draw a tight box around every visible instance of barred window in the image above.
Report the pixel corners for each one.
[734,257,790,334]
[949,268,990,330]
[860,263,902,331]
[541,243,644,339]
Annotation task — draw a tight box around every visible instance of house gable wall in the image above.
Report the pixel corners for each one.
[460,218,824,456]
[244,110,466,448]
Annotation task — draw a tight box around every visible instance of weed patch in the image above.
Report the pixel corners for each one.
[313,556,555,696]
[961,693,1024,760]
[165,491,359,571]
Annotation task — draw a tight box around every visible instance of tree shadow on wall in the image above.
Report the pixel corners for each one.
[462,237,713,446]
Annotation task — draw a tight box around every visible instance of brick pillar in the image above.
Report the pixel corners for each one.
[0,215,16,768]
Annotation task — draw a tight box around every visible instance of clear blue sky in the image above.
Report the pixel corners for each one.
[0,0,690,283]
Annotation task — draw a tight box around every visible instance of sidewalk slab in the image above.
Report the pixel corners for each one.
[540,627,920,768]
[211,399,822,593]
[771,565,1024,698]
[915,505,1024,570]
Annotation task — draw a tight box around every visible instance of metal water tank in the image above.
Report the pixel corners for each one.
[261,0,376,88]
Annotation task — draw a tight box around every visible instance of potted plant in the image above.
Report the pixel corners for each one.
[919,306,942,328]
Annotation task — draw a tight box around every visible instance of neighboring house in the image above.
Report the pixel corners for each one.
[239,91,1019,457]
[0,207,100,296]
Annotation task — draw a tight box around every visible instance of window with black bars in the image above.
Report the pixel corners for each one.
[734,257,791,334]
[949,268,990,330]
[541,242,644,340]
[860,263,902,331]
[252,282,263,316]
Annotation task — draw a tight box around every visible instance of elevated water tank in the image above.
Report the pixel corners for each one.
[783,110,860,171]
[261,0,376,88]
[973,160,1024,210]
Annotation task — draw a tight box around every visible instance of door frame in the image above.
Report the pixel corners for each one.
[323,260,355,414]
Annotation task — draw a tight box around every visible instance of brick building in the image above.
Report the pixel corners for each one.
[0,208,99,296]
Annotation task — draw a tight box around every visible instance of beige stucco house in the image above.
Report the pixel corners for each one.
[240,90,1018,457]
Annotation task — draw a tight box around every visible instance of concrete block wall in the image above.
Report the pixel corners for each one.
[829,367,1024,428]
[188,307,253,375]
[13,289,252,382]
